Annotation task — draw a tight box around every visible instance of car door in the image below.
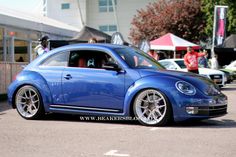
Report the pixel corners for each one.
[61,49,125,113]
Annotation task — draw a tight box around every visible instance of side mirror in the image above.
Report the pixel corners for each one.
[102,62,122,71]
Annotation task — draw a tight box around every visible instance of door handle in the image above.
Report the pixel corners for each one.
[64,74,72,80]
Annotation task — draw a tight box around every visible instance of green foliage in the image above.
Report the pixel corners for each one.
[201,0,236,37]
[129,0,236,44]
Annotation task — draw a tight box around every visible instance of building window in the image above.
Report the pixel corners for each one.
[99,25,117,32]
[14,40,29,62]
[109,25,117,32]
[61,3,70,10]
[99,26,108,32]
[99,0,117,12]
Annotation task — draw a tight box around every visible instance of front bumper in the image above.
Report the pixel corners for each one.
[186,105,227,116]
[174,95,228,121]
[208,74,225,86]
[186,96,227,115]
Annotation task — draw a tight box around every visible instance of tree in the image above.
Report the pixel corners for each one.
[129,0,205,44]
[201,0,236,37]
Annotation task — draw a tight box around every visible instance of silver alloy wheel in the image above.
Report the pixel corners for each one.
[15,86,41,118]
[134,89,167,125]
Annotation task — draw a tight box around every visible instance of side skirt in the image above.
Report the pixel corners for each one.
[49,104,125,116]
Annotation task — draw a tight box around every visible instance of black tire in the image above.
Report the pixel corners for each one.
[15,85,45,120]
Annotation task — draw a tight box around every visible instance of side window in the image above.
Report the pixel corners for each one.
[41,52,68,67]
[68,50,116,69]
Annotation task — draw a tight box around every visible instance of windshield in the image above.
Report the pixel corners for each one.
[115,47,165,70]
[174,60,186,69]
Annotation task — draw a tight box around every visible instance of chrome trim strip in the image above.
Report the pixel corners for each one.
[50,105,120,112]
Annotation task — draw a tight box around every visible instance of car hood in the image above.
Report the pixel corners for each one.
[198,68,224,75]
[180,68,224,75]
[137,69,218,92]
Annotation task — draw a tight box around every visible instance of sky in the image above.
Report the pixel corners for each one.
[0,0,43,15]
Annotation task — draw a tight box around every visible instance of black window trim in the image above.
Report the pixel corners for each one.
[66,48,124,71]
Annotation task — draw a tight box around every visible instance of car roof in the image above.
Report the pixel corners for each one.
[46,43,132,57]
[53,43,127,51]
[159,58,184,62]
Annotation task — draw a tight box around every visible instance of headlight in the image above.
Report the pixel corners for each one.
[175,81,196,95]
[204,85,221,96]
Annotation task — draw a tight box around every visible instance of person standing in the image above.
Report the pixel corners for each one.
[198,50,209,68]
[34,35,50,56]
[211,54,219,70]
[148,50,159,61]
[88,37,97,43]
[184,46,206,74]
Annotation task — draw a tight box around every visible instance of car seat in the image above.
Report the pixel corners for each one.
[78,58,87,68]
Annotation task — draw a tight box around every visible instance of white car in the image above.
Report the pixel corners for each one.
[159,59,226,87]
[225,60,236,71]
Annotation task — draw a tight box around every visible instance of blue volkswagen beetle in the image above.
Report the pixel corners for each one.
[8,44,227,126]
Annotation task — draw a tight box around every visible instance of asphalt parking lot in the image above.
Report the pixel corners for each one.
[1,82,236,157]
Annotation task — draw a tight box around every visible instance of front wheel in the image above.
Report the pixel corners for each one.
[133,89,172,126]
[15,85,44,119]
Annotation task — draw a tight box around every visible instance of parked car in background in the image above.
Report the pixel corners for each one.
[225,60,236,71]
[219,69,234,83]
[8,44,227,126]
[223,60,236,80]
[159,59,226,87]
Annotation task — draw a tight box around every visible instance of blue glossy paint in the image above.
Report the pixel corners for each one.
[8,44,227,122]
[62,67,125,111]
[8,70,53,112]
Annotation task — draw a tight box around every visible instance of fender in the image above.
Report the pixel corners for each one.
[8,70,52,112]
[123,75,191,120]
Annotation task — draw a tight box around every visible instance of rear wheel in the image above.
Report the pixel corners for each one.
[133,89,171,126]
[15,85,44,119]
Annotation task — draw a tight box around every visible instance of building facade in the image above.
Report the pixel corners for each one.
[0,6,80,95]
[0,6,79,63]
[45,0,156,42]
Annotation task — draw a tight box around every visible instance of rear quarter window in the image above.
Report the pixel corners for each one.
[40,52,69,67]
